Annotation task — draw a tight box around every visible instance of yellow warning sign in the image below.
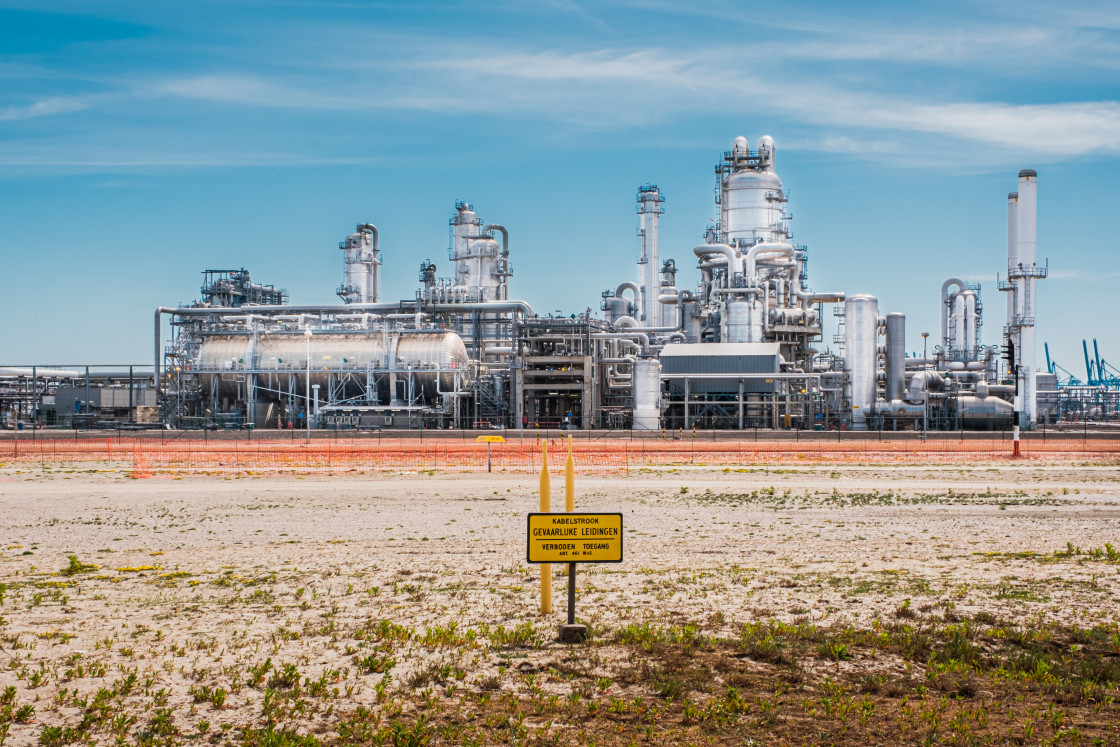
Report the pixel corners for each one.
[527,513,623,563]
[475,435,505,443]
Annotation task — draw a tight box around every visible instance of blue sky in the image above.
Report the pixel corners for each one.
[1,0,1118,376]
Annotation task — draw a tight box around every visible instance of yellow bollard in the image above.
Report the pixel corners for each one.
[539,440,552,613]
[565,435,575,513]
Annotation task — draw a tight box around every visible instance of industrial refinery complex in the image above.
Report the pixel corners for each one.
[4,134,1106,433]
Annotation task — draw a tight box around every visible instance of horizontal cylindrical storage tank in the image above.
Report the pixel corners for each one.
[194,331,471,401]
[631,358,661,430]
[843,294,878,430]
[956,395,1014,428]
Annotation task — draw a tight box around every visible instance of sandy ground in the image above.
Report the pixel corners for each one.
[1,463,1119,744]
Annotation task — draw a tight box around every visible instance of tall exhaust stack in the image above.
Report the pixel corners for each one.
[637,185,664,324]
[1014,169,1044,429]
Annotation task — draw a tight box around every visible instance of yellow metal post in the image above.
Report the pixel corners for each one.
[565,435,574,512]
[539,440,552,613]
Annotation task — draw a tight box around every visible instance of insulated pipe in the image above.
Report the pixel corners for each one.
[166,302,414,316]
[0,368,80,378]
[791,286,846,308]
[608,290,692,334]
[483,224,508,257]
[692,244,738,275]
[906,370,944,403]
[941,278,966,351]
[356,223,379,251]
[591,332,650,356]
[427,301,534,316]
[616,281,640,298]
[745,242,795,278]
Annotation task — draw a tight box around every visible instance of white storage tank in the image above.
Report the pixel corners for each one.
[631,358,661,430]
[843,294,879,430]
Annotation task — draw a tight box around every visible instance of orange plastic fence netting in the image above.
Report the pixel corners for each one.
[2,436,1119,475]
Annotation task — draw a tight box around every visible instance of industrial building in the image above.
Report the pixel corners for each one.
[4,135,1076,431]
[137,135,1051,432]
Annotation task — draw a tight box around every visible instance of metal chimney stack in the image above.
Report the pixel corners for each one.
[1013,169,1044,429]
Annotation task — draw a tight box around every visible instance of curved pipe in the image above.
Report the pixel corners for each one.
[608,288,690,333]
[693,244,738,273]
[791,285,846,308]
[941,277,965,350]
[745,242,795,278]
[483,224,508,257]
[592,332,650,355]
[615,281,640,302]
[356,223,379,252]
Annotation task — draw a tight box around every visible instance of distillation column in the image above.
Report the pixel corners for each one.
[337,223,380,304]
[450,203,503,302]
[637,186,664,325]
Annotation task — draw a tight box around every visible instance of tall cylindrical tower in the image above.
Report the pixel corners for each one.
[885,312,906,402]
[337,223,380,304]
[631,358,661,430]
[1005,192,1018,336]
[636,185,665,324]
[844,294,879,430]
[963,292,977,358]
[450,203,502,302]
[1016,169,1039,428]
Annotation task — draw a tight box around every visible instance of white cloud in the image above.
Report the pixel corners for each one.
[154,75,362,110]
[0,96,90,121]
[797,97,1120,156]
[417,47,1120,156]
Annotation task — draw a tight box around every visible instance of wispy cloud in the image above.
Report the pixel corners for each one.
[6,2,1120,170]
[153,75,362,110]
[410,47,1120,156]
[0,95,90,121]
[792,97,1120,156]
